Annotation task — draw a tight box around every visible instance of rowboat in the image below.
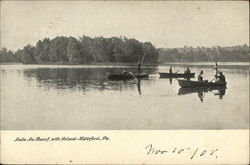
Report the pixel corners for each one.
[159,72,195,78]
[178,79,227,88]
[106,73,149,80]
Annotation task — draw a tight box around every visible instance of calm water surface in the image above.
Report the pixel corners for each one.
[1,63,249,129]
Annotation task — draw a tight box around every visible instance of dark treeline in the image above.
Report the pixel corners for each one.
[158,45,249,62]
[0,36,158,64]
[1,37,249,64]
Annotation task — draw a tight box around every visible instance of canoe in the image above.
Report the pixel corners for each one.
[159,72,195,78]
[178,86,227,95]
[107,73,149,80]
[178,79,227,88]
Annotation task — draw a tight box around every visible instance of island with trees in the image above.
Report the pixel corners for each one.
[0,36,158,64]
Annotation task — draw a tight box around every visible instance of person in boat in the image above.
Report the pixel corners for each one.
[184,67,191,74]
[198,70,204,82]
[214,62,218,76]
[169,67,173,74]
[122,68,128,75]
[215,72,226,83]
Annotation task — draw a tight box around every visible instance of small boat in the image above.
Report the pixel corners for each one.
[159,72,195,78]
[107,73,149,80]
[178,79,227,88]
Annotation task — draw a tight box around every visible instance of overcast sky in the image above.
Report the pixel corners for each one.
[1,1,249,51]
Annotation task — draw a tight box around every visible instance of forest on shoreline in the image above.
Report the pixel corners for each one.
[0,36,158,64]
[0,35,249,64]
[158,45,249,62]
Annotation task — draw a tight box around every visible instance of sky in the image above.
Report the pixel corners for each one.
[1,1,249,51]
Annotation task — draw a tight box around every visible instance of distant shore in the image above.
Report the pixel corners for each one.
[0,62,248,69]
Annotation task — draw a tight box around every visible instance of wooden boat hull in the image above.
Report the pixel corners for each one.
[107,73,149,80]
[178,80,227,88]
[159,72,195,78]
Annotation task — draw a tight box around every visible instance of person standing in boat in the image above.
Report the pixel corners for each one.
[215,72,226,83]
[214,62,218,80]
[138,60,142,75]
[184,67,190,74]
[198,70,204,82]
[169,67,173,74]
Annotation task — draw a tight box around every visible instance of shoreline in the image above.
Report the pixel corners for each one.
[0,62,248,69]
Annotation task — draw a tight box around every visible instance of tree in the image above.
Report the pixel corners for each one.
[67,37,81,64]
[142,42,158,63]
[49,37,69,63]
[22,45,36,64]
[34,38,50,63]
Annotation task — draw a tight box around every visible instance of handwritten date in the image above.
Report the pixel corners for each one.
[145,144,218,160]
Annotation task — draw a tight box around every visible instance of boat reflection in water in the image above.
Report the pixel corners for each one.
[178,86,227,102]
[22,67,156,93]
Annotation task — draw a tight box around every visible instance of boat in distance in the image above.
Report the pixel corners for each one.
[106,72,149,80]
[159,72,195,78]
[178,79,227,88]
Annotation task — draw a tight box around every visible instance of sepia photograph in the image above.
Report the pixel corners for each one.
[0,0,249,164]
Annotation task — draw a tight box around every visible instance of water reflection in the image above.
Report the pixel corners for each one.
[178,87,227,102]
[22,67,156,93]
[1,64,249,130]
[137,78,141,95]
[161,77,192,85]
[214,88,226,99]
[169,78,172,85]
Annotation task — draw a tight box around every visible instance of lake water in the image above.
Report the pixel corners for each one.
[1,63,249,130]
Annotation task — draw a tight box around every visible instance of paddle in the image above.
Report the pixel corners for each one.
[175,70,180,73]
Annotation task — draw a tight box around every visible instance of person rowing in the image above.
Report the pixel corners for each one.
[121,68,137,80]
[215,72,226,83]
[122,68,128,75]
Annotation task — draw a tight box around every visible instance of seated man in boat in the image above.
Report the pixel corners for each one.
[122,68,128,75]
[215,72,226,83]
[169,67,173,74]
[184,67,190,74]
[198,70,204,82]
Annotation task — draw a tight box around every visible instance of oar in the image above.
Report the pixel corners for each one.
[128,72,136,78]
[128,72,138,82]
[175,70,180,73]
[209,78,216,82]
